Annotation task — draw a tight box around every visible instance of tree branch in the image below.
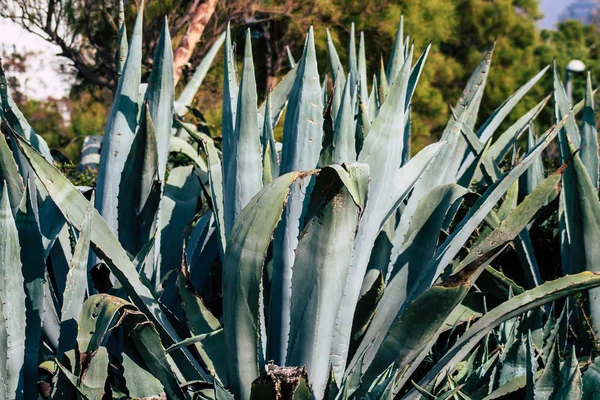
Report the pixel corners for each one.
[173,0,219,85]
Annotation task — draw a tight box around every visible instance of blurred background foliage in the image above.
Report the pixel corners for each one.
[2,0,600,160]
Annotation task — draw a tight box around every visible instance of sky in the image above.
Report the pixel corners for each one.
[539,0,575,29]
[0,19,73,100]
[0,0,584,100]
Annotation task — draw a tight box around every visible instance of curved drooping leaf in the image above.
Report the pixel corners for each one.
[414,115,566,297]
[0,183,25,399]
[175,31,226,116]
[224,30,263,237]
[269,27,323,365]
[457,66,549,178]
[353,184,468,375]
[95,1,144,235]
[169,135,207,171]
[409,272,600,398]
[223,171,314,400]
[287,164,368,399]
[16,136,208,381]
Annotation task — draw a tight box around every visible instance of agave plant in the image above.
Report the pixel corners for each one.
[1,2,600,399]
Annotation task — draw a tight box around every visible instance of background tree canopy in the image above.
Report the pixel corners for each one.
[2,0,600,158]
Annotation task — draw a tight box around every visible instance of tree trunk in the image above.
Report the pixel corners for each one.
[173,0,219,85]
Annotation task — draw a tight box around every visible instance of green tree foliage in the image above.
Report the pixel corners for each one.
[4,0,599,154]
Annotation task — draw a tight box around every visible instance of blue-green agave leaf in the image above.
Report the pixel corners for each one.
[224,30,263,237]
[0,182,25,398]
[581,72,598,190]
[287,164,368,399]
[269,27,323,365]
[95,1,144,234]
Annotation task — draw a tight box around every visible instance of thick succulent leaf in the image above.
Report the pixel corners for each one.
[78,135,102,172]
[333,78,357,163]
[158,166,201,284]
[175,32,226,116]
[353,184,467,376]
[223,171,314,400]
[122,352,165,399]
[489,95,549,166]
[258,64,298,134]
[221,22,238,187]
[359,283,470,393]
[535,338,560,399]
[458,66,549,178]
[14,183,45,399]
[416,116,565,295]
[261,94,280,184]
[555,346,582,399]
[348,23,358,97]
[82,346,109,398]
[197,135,226,257]
[554,63,581,161]
[178,267,227,383]
[0,290,6,398]
[410,272,600,397]
[145,18,174,180]
[358,32,368,106]
[520,125,545,198]
[0,63,53,166]
[287,165,367,399]
[0,183,25,399]
[123,310,187,399]
[270,27,323,364]
[498,332,527,387]
[385,16,404,84]
[169,135,207,171]
[377,57,389,104]
[476,67,548,144]
[118,106,160,257]
[224,30,263,236]
[445,44,494,137]
[166,330,223,353]
[0,133,23,212]
[326,28,345,89]
[58,207,93,356]
[562,139,600,331]
[16,137,207,380]
[581,72,598,190]
[331,141,442,382]
[95,1,144,234]
[286,45,296,68]
[460,124,501,184]
[55,361,96,400]
[582,358,600,400]
[454,171,561,274]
